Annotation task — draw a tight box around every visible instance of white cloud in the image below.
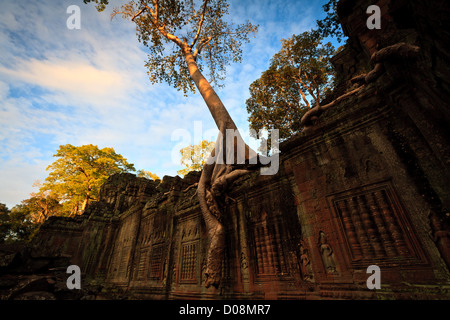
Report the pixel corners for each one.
[0,58,126,103]
[0,159,47,209]
[0,0,324,206]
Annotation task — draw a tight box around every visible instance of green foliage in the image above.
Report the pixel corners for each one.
[0,203,11,243]
[83,0,109,12]
[177,140,215,176]
[316,0,345,42]
[1,144,148,235]
[0,203,37,243]
[246,30,336,143]
[86,0,258,95]
[42,144,135,215]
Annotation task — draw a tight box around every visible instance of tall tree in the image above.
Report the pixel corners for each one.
[177,140,215,176]
[42,144,135,215]
[246,30,335,143]
[85,0,259,288]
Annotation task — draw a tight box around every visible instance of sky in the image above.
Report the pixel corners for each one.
[0,0,332,209]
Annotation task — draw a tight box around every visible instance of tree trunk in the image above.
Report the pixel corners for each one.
[81,191,91,212]
[81,197,89,212]
[183,48,256,288]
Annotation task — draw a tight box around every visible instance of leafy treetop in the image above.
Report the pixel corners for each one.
[85,0,258,95]
[41,144,135,214]
[246,30,335,143]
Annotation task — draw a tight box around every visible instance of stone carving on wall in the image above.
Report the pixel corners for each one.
[318,231,337,274]
[252,214,288,276]
[177,214,202,285]
[171,260,177,285]
[180,241,198,283]
[240,251,249,281]
[299,241,314,282]
[108,214,138,282]
[240,252,248,270]
[327,182,427,267]
[149,244,164,280]
[135,212,168,282]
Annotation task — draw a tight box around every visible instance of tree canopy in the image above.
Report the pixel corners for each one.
[86,0,258,95]
[246,30,336,143]
[177,140,215,176]
[0,203,37,243]
[41,144,135,215]
[22,185,62,224]
[1,144,158,242]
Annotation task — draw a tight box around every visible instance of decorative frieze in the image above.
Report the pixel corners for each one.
[150,244,164,280]
[251,214,289,277]
[180,241,198,282]
[328,182,427,267]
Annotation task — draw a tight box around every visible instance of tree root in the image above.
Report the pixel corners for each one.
[197,159,256,288]
[300,42,420,132]
[183,182,198,193]
[300,86,365,132]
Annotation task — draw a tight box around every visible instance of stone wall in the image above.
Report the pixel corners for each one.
[1,0,450,300]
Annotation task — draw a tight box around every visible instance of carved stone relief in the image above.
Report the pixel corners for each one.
[327,182,427,267]
[318,231,338,274]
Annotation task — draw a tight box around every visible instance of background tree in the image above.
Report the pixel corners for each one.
[177,140,215,176]
[21,183,62,223]
[246,30,335,144]
[0,203,11,243]
[136,169,160,180]
[0,203,37,243]
[85,0,259,288]
[42,144,135,215]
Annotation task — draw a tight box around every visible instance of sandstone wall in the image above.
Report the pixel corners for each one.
[23,79,450,298]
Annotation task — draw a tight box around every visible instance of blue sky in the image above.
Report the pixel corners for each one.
[0,0,332,208]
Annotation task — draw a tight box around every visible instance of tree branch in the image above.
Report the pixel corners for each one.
[131,8,146,21]
[297,83,311,109]
[153,0,159,22]
[296,75,315,108]
[140,2,158,26]
[193,36,213,59]
[303,72,319,105]
[139,3,186,49]
[190,0,209,49]
[274,81,303,109]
